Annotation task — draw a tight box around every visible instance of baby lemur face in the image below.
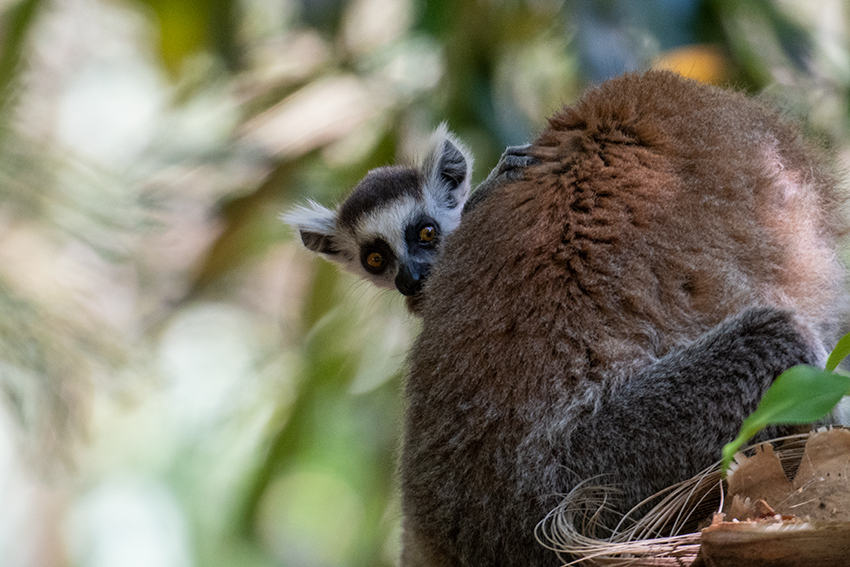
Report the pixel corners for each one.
[283,124,473,301]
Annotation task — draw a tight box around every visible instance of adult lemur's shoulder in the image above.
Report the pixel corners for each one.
[401,71,848,566]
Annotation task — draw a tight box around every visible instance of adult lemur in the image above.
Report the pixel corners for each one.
[401,71,848,566]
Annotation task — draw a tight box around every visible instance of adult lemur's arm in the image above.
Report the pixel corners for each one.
[567,307,818,520]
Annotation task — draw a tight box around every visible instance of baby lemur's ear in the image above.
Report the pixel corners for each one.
[280,201,340,255]
[422,122,474,209]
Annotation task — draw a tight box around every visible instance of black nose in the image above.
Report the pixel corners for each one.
[395,263,429,296]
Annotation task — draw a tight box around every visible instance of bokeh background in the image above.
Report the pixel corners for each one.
[0,0,849,566]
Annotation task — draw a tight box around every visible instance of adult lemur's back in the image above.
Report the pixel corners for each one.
[401,72,848,566]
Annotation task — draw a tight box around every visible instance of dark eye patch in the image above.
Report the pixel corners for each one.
[406,217,440,251]
[360,238,396,275]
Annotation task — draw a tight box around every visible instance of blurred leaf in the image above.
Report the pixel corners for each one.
[0,276,122,463]
[135,0,241,76]
[141,0,208,75]
[721,365,850,473]
[0,0,45,111]
[710,0,814,91]
[208,0,242,71]
[186,164,292,298]
[237,306,352,532]
[299,0,346,36]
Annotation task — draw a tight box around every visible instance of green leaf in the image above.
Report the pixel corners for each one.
[721,365,850,472]
[154,5,207,74]
[826,332,850,372]
[0,0,45,110]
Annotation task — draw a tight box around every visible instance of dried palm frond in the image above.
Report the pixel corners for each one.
[535,432,817,566]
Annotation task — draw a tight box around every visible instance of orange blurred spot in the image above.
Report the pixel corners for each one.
[652,44,731,85]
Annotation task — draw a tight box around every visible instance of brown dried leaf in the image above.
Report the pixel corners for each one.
[725,429,850,521]
[725,444,793,520]
[780,428,850,521]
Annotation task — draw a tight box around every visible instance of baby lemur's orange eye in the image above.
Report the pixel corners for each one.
[419,225,436,243]
[366,252,384,269]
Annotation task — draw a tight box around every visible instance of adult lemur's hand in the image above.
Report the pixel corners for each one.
[463,144,540,214]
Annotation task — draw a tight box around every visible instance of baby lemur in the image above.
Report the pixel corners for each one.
[401,71,848,566]
[283,124,532,312]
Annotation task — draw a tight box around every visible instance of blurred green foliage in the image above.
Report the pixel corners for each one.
[0,0,849,566]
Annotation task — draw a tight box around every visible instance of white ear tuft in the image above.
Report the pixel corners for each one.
[421,122,474,209]
[280,200,340,255]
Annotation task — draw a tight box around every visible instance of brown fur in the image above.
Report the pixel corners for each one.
[400,72,848,566]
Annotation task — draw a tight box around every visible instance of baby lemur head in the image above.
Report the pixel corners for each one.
[283,124,473,306]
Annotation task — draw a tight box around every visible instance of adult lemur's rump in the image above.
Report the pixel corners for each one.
[401,71,848,566]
